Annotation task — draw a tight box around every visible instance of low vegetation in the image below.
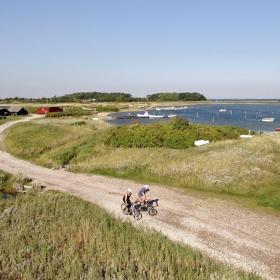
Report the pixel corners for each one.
[0,170,31,196]
[44,106,119,118]
[0,116,20,125]
[0,170,13,195]
[4,119,280,210]
[96,105,119,112]
[0,190,259,279]
[45,107,92,117]
[106,118,248,149]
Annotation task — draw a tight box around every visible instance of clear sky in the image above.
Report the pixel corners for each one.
[1,0,280,99]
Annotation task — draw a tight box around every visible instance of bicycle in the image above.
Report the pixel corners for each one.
[121,202,142,220]
[137,199,159,216]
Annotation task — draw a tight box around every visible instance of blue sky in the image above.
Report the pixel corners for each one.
[1,0,279,99]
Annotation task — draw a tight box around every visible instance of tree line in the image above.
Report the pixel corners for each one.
[1,92,207,103]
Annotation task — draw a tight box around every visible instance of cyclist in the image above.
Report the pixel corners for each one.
[123,188,135,214]
[138,185,150,205]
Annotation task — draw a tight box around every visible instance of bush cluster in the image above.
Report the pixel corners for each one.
[96,105,119,112]
[0,170,11,194]
[46,112,68,118]
[105,117,248,149]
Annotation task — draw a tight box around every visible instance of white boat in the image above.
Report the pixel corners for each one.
[167,114,177,118]
[219,109,227,112]
[240,135,253,139]
[156,107,173,110]
[261,117,275,122]
[194,140,210,146]
[173,107,186,110]
[137,111,149,118]
[149,114,166,119]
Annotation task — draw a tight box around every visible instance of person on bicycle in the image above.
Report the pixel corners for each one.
[123,188,135,214]
[138,185,150,205]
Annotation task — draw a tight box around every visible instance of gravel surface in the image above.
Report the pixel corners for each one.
[0,116,280,280]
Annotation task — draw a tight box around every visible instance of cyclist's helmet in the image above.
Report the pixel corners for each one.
[144,185,150,191]
[127,188,132,193]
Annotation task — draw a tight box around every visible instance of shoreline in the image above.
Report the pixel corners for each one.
[107,102,280,133]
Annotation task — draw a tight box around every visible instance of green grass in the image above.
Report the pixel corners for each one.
[0,190,260,280]
[0,116,21,125]
[0,170,13,195]
[4,120,280,210]
[0,170,31,196]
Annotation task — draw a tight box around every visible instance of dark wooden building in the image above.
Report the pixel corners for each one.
[8,107,28,116]
[0,108,11,116]
[36,107,63,115]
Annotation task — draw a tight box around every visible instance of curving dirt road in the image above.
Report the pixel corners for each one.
[0,116,280,280]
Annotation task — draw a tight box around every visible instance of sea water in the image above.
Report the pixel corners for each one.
[108,103,280,132]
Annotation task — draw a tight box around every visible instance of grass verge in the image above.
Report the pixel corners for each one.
[0,116,21,125]
[0,190,260,279]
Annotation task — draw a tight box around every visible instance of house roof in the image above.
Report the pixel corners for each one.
[7,106,25,113]
[0,106,26,113]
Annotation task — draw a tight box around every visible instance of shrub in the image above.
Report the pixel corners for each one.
[96,105,119,112]
[0,170,11,193]
[46,112,68,118]
[70,121,86,126]
[105,117,249,149]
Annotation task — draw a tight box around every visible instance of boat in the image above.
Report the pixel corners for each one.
[194,140,210,146]
[275,128,280,132]
[261,118,275,122]
[148,114,166,119]
[137,111,149,118]
[167,114,177,118]
[173,107,187,110]
[156,107,174,110]
[219,109,227,112]
[240,135,253,139]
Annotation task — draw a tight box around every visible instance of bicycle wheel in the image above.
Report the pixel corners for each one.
[121,203,127,211]
[134,212,142,220]
[148,207,158,216]
[121,204,130,215]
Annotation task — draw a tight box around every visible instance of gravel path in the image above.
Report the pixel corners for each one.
[0,116,280,280]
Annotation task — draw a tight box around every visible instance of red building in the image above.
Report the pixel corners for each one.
[36,107,63,115]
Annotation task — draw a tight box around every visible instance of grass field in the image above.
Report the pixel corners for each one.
[0,116,21,125]
[4,119,280,210]
[0,189,259,280]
